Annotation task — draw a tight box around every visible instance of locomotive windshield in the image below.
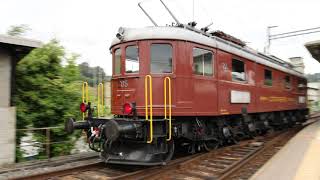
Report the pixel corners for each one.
[113,43,173,75]
[125,46,139,73]
[114,48,121,75]
[150,44,172,73]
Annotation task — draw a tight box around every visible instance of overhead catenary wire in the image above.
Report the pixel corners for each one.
[270,30,320,40]
[270,26,320,37]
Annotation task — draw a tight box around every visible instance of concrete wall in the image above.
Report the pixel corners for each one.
[0,49,16,165]
[308,82,320,112]
[0,49,11,107]
[0,107,16,164]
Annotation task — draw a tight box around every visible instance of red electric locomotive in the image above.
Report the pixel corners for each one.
[66,15,308,166]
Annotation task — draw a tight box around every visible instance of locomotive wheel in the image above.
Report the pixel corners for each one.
[163,140,175,163]
[204,140,219,152]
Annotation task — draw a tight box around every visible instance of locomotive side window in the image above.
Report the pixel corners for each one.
[298,78,306,92]
[284,75,291,89]
[114,48,121,75]
[150,44,172,73]
[264,69,273,86]
[232,59,246,81]
[192,48,213,76]
[125,46,139,73]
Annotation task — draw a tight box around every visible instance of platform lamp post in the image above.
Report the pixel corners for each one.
[265,25,278,54]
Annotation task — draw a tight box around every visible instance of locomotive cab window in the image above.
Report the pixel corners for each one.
[114,48,121,75]
[298,79,307,92]
[125,46,139,73]
[284,75,291,89]
[232,59,246,81]
[264,69,272,86]
[150,44,172,73]
[193,48,213,76]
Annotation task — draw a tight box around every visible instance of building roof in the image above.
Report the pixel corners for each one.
[0,34,42,60]
[305,40,320,63]
[110,26,304,78]
[0,34,41,48]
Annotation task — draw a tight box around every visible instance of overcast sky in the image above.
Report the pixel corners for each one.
[0,0,319,75]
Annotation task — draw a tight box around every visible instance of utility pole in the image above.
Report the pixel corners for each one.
[265,26,278,54]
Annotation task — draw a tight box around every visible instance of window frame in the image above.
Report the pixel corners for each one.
[113,47,122,76]
[284,75,292,90]
[264,69,273,87]
[124,44,139,75]
[150,42,174,74]
[192,47,214,77]
[231,58,247,83]
[297,78,307,92]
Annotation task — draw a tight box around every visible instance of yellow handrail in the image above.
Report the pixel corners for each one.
[145,75,153,143]
[82,82,89,120]
[164,77,172,141]
[97,83,104,117]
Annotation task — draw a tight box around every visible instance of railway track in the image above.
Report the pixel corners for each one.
[116,127,302,180]
[21,127,301,180]
[5,115,319,180]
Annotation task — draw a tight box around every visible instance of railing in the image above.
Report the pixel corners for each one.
[16,126,79,160]
[97,83,104,117]
[144,75,153,143]
[144,75,173,143]
[164,77,172,141]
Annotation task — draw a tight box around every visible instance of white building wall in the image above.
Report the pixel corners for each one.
[0,107,16,164]
[0,49,16,165]
[0,51,11,107]
[308,83,320,102]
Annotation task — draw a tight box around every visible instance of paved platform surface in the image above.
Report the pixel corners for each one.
[251,120,320,180]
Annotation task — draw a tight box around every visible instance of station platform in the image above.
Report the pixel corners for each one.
[251,119,320,180]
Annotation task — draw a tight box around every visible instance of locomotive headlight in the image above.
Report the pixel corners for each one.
[123,102,133,115]
[80,102,87,112]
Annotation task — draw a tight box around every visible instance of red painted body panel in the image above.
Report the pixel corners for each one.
[111,40,307,117]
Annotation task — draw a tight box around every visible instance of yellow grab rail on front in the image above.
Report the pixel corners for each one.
[164,77,172,141]
[97,83,104,117]
[82,82,89,120]
[145,75,153,143]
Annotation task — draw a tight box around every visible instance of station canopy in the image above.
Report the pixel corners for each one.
[305,40,320,63]
[0,34,41,59]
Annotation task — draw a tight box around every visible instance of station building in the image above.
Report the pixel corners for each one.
[305,40,320,63]
[305,40,320,112]
[0,35,41,165]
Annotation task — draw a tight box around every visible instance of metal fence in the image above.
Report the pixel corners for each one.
[16,126,75,159]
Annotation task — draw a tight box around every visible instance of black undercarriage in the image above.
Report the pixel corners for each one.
[65,108,308,165]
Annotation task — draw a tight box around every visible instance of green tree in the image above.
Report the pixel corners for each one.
[62,53,82,83]
[7,24,31,37]
[15,39,82,160]
[79,62,107,87]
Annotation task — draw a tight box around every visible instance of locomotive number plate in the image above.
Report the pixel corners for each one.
[119,79,128,88]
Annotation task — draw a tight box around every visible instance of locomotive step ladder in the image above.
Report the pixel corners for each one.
[82,82,105,119]
[145,75,172,144]
[145,75,153,143]
[97,83,104,117]
[82,82,89,120]
[164,77,172,141]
